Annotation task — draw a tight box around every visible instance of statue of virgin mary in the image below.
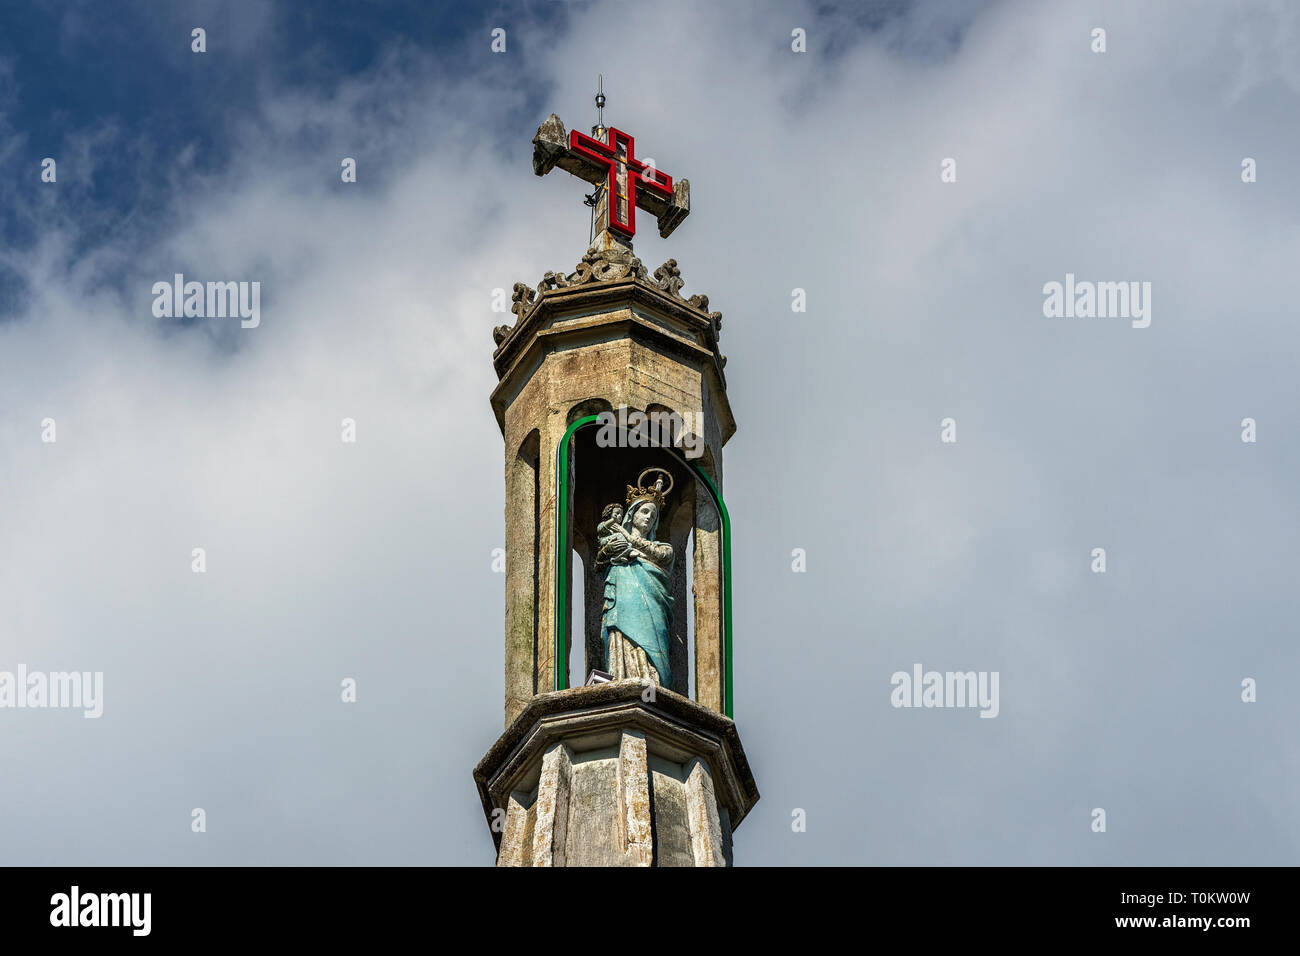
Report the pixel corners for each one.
[596,470,675,685]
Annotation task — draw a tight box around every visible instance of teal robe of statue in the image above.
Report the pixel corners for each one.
[601,555,673,685]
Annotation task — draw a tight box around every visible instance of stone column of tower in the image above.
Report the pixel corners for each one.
[473,113,758,867]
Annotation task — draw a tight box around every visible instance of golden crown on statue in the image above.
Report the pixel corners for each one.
[626,467,673,509]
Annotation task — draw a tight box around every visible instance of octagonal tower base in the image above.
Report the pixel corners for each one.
[474,680,759,867]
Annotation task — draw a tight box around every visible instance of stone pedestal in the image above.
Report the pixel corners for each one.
[474,679,759,867]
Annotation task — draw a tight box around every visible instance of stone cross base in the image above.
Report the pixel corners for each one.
[474,680,759,867]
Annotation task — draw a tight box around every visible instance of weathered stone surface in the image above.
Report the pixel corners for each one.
[530,743,573,866]
[618,731,653,866]
[649,760,694,867]
[530,113,568,176]
[496,790,533,867]
[652,259,683,297]
[685,757,726,866]
[719,807,734,866]
[563,751,622,867]
[692,481,724,713]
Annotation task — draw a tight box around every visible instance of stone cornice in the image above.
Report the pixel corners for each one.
[473,680,760,851]
[488,269,735,440]
[492,239,727,385]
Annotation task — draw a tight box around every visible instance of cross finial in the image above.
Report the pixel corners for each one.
[532,103,690,246]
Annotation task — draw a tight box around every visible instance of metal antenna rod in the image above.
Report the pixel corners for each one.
[594,74,606,135]
[585,76,608,243]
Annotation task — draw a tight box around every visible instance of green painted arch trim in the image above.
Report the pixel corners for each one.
[554,414,734,718]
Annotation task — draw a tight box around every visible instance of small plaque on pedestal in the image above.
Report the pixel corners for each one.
[586,669,614,686]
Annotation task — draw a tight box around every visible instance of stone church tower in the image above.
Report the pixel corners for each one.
[473,101,758,866]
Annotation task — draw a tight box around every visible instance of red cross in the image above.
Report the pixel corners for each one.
[568,127,674,239]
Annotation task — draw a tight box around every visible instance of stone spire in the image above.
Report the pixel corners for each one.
[473,102,757,867]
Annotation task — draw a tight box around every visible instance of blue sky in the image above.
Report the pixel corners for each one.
[0,0,576,312]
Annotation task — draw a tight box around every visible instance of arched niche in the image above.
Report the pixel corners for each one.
[562,400,724,709]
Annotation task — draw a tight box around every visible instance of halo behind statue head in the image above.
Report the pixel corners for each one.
[625,467,673,510]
